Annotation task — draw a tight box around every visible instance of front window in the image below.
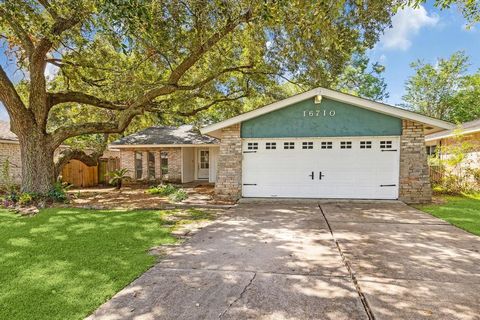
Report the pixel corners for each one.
[161,151,169,175]
[148,152,155,179]
[426,145,437,156]
[135,152,143,180]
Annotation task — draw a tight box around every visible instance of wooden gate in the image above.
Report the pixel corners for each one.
[62,159,98,187]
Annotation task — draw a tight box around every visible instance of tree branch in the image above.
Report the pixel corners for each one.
[50,107,141,148]
[0,64,31,123]
[55,149,103,178]
[48,91,129,110]
[131,9,252,108]
[178,93,248,116]
[176,65,253,90]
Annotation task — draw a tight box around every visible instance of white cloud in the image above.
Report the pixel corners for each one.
[380,5,439,51]
[44,62,59,80]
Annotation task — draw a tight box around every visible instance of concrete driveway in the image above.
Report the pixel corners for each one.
[88,200,480,320]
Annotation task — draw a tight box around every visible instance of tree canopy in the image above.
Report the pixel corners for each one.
[403,51,480,123]
[0,0,398,192]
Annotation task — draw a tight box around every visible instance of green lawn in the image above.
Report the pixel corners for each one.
[0,207,213,320]
[417,194,480,236]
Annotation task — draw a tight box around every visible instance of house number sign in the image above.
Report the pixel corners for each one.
[303,109,336,117]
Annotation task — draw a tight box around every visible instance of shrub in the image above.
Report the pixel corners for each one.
[18,193,36,206]
[147,184,178,196]
[168,189,188,202]
[47,182,71,203]
[107,168,130,189]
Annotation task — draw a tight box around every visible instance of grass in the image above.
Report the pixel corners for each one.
[416,193,480,236]
[0,207,213,320]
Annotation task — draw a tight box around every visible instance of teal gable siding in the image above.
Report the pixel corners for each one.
[241,98,402,138]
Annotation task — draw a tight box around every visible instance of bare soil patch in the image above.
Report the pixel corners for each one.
[66,183,228,210]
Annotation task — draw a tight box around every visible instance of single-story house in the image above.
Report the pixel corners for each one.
[0,121,120,187]
[425,118,480,169]
[425,119,480,161]
[115,87,453,203]
[110,125,219,184]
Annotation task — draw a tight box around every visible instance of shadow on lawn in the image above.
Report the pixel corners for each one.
[0,208,208,320]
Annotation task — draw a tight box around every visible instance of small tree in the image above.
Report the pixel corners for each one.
[432,128,480,193]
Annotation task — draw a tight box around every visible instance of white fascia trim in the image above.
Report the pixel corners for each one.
[200,87,454,135]
[425,127,480,142]
[110,144,220,148]
[0,139,19,144]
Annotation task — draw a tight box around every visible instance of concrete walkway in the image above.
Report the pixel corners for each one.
[87,200,480,320]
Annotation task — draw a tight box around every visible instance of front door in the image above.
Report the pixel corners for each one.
[197,149,209,179]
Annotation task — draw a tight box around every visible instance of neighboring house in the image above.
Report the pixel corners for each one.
[425,118,480,168]
[0,121,120,187]
[110,125,219,184]
[198,87,452,204]
[0,121,23,184]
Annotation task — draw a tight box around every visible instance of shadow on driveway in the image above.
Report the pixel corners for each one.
[87,200,480,320]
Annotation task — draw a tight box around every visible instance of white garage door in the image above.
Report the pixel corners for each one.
[242,137,400,199]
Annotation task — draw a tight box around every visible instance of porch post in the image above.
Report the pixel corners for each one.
[154,150,162,180]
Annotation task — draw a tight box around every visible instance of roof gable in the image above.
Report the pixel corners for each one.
[200,87,454,138]
[242,97,402,138]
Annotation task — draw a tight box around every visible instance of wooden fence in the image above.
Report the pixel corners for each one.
[62,159,98,187]
[429,165,443,184]
[61,157,120,187]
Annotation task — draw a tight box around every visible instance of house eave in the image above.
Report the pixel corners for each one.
[109,143,220,148]
[425,127,480,142]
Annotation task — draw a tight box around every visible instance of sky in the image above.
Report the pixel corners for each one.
[369,2,480,105]
[1,1,479,121]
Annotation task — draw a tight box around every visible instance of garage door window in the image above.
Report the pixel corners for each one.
[247,142,258,150]
[284,142,295,149]
[380,141,392,149]
[302,142,313,149]
[321,142,333,149]
[266,142,276,150]
[340,141,352,149]
[360,141,372,149]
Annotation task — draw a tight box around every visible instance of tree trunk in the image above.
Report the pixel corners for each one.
[18,131,56,194]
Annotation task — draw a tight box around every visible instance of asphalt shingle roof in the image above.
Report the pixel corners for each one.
[0,121,18,141]
[111,125,218,145]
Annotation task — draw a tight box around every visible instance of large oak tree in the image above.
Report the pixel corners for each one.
[0,0,397,193]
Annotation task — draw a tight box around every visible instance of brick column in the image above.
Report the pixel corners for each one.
[154,150,161,180]
[119,150,135,179]
[142,151,149,180]
[167,148,182,182]
[399,120,432,204]
[215,124,242,201]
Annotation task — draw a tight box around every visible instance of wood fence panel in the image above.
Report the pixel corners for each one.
[62,160,98,187]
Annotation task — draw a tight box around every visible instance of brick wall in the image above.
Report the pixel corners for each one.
[119,147,182,183]
[399,120,432,204]
[0,142,22,185]
[215,124,242,201]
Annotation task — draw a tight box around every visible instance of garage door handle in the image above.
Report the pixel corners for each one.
[309,171,314,180]
[380,184,396,187]
[319,172,325,180]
